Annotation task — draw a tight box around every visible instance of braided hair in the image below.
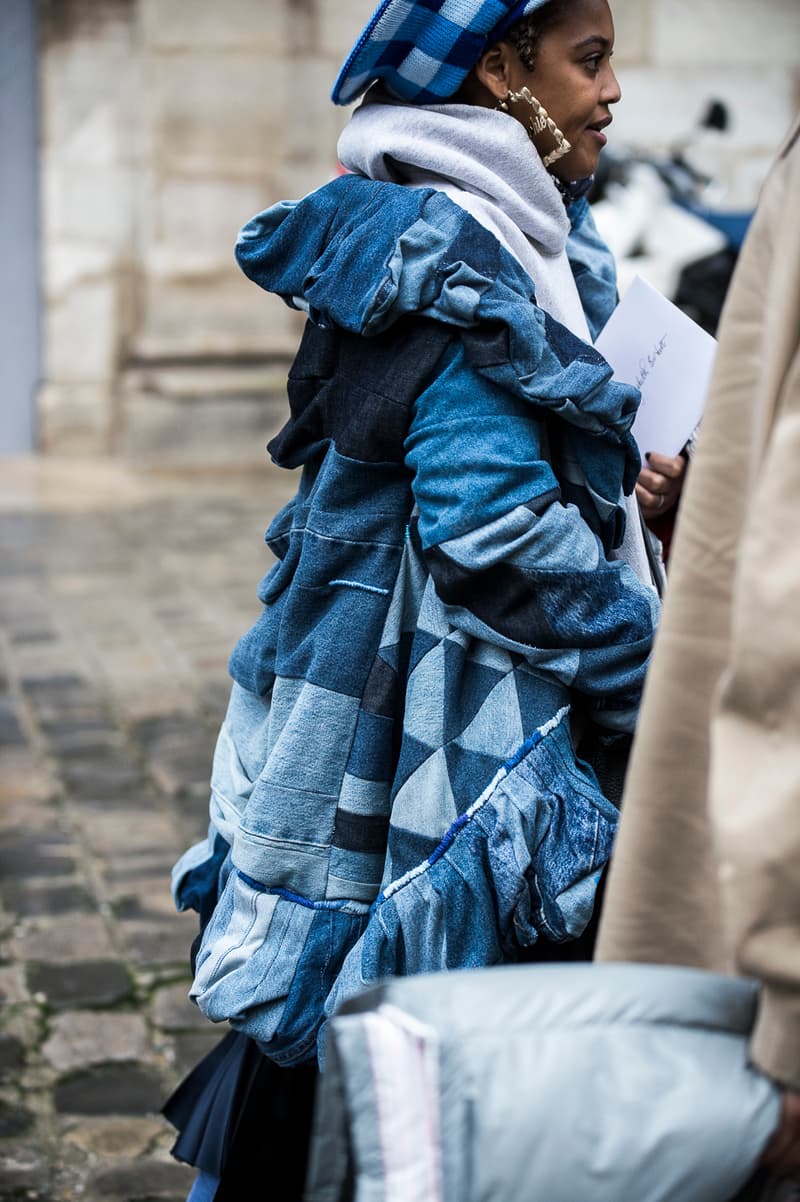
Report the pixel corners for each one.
[505,0,572,71]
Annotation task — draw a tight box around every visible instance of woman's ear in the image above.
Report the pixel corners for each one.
[473,41,517,103]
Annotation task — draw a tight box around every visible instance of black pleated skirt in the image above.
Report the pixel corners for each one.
[163,1029,318,1202]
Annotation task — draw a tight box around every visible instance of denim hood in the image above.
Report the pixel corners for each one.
[235,174,640,479]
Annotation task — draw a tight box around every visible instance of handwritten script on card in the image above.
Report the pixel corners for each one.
[595,276,717,459]
[635,334,668,390]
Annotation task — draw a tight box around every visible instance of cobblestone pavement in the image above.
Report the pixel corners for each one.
[0,456,295,1202]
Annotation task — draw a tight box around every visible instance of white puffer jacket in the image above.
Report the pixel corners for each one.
[307,962,780,1202]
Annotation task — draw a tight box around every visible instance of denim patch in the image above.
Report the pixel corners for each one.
[325,709,618,1026]
[327,846,385,902]
[192,870,371,1066]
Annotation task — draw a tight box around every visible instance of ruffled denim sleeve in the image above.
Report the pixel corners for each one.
[405,335,659,733]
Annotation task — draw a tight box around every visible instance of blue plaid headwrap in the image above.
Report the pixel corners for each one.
[332,0,556,106]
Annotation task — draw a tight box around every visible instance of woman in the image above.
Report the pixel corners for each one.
[166,1,676,1197]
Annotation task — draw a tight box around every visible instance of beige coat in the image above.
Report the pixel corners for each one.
[596,113,800,1092]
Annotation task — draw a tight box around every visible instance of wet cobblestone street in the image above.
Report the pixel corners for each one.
[0,457,295,1201]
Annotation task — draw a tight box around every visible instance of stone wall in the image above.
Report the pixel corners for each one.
[37,0,800,460]
[610,0,800,207]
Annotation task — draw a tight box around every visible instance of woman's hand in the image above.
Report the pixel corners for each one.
[761,1090,800,1179]
[635,450,687,519]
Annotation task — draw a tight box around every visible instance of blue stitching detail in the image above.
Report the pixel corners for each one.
[505,723,546,773]
[237,874,365,914]
[328,579,390,596]
[374,709,567,906]
[272,887,328,909]
[426,725,545,869]
[428,812,470,867]
[237,871,269,894]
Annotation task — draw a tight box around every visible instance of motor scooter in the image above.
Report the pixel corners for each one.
[590,101,752,335]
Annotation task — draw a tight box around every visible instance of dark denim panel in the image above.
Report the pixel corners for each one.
[381,826,441,876]
[227,602,282,699]
[509,660,574,716]
[360,652,401,720]
[331,809,389,855]
[440,640,506,744]
[428,548,654,651]
[290,530,402,594]
[441,741,511,817]
[344,708,396,784]
[427,543,558,645]
[173,830,231,927]
[545,307,608,371]
[272,316,453,468]
[235,553,403,705]
[231,443,415,705]
[287,453,412,544]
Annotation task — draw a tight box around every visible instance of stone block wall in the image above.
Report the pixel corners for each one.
[610,0,800,207]
[39,0,141,453]
[37,0,800,460]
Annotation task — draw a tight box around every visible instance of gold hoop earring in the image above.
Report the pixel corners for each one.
[495,87,572,168]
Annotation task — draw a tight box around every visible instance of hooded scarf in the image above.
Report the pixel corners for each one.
[338,93,654,585]
[337,90,592,338]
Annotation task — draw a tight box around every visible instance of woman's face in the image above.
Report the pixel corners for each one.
[503,0,621,181]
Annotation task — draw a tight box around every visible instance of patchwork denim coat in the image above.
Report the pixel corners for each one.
[172,176,660,1065]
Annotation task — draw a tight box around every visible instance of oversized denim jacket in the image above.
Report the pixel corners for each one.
[172,176,660,1065]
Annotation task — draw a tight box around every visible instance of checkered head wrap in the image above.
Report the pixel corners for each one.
[332,0,556,106]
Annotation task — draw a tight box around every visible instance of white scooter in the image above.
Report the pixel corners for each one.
[590,101,752,334]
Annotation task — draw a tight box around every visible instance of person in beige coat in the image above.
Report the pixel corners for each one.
[595,111,800,1182]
